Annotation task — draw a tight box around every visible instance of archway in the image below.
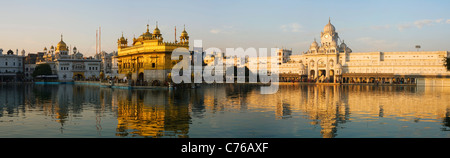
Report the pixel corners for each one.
[318,70,326,82]
[329,70,334,83]
[138,72,144,86]
[74,74,84,80]
[310,70,315,80]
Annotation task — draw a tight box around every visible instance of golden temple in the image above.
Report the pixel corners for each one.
[116,23,189,84]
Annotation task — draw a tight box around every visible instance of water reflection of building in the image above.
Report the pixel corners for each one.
[2,84,450,138]
[113,89,190,138]
[0,84,25,117]
[200,84,450,138]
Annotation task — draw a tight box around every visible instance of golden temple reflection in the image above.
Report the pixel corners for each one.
[112,89,190,138]
[3,84,450,137]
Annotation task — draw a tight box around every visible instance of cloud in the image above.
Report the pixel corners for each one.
[397,23,413,31]
[435,18,444,23]
[371,24,390,30]
[398,18,448,31]
[414,19,434,28]
[209,25,234,34]
[281,23,302,32]
[210,29,221,34]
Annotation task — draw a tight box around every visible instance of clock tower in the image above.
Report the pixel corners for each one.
[320,18,339,47]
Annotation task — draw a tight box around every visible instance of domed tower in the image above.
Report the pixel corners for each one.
[56,35,69,55]
[152,22,162,39]
[73,46,77,54]
[117,32,128,49]
[309,38,319,54]
[339,40,352,53]
[50,45,54,54]
[7,49,14,55]
[133,24,153,46]
[179,25,189,44]
[141,24,153,39]
[321,18,339,50]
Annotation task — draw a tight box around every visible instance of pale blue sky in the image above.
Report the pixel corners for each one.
[1,0,449,56]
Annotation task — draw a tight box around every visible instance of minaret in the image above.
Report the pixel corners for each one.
[99,26,101,56]
[96,29,98,55]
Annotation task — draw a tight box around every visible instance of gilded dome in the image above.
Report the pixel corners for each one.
[152,22,162,38]
[181,28,188,37]
[57,41,68,51]
[118,33,127,44]
[56,35,68,51]
[180,26,189,42]
[140,24,152,38]
[153,27,161,35]
[57,40,66,48]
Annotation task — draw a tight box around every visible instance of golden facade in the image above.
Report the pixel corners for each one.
[116,24,189,82]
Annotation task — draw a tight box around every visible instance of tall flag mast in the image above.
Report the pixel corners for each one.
[99,26,101,55]
[95,30,98,55]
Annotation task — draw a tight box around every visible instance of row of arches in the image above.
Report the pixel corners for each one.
[341,77,416,84]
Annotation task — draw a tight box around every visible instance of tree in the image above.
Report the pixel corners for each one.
[32,64,52,78]
[444,57,450,71]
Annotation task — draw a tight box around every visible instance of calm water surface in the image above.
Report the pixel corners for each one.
[1,83,449,138]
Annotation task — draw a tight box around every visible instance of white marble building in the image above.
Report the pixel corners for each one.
[37,35,101,81]
[0,49,25,81]
[274,19,450,84]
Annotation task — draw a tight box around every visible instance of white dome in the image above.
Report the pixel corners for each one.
[323,19,336,34]
[310,39,318,48]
